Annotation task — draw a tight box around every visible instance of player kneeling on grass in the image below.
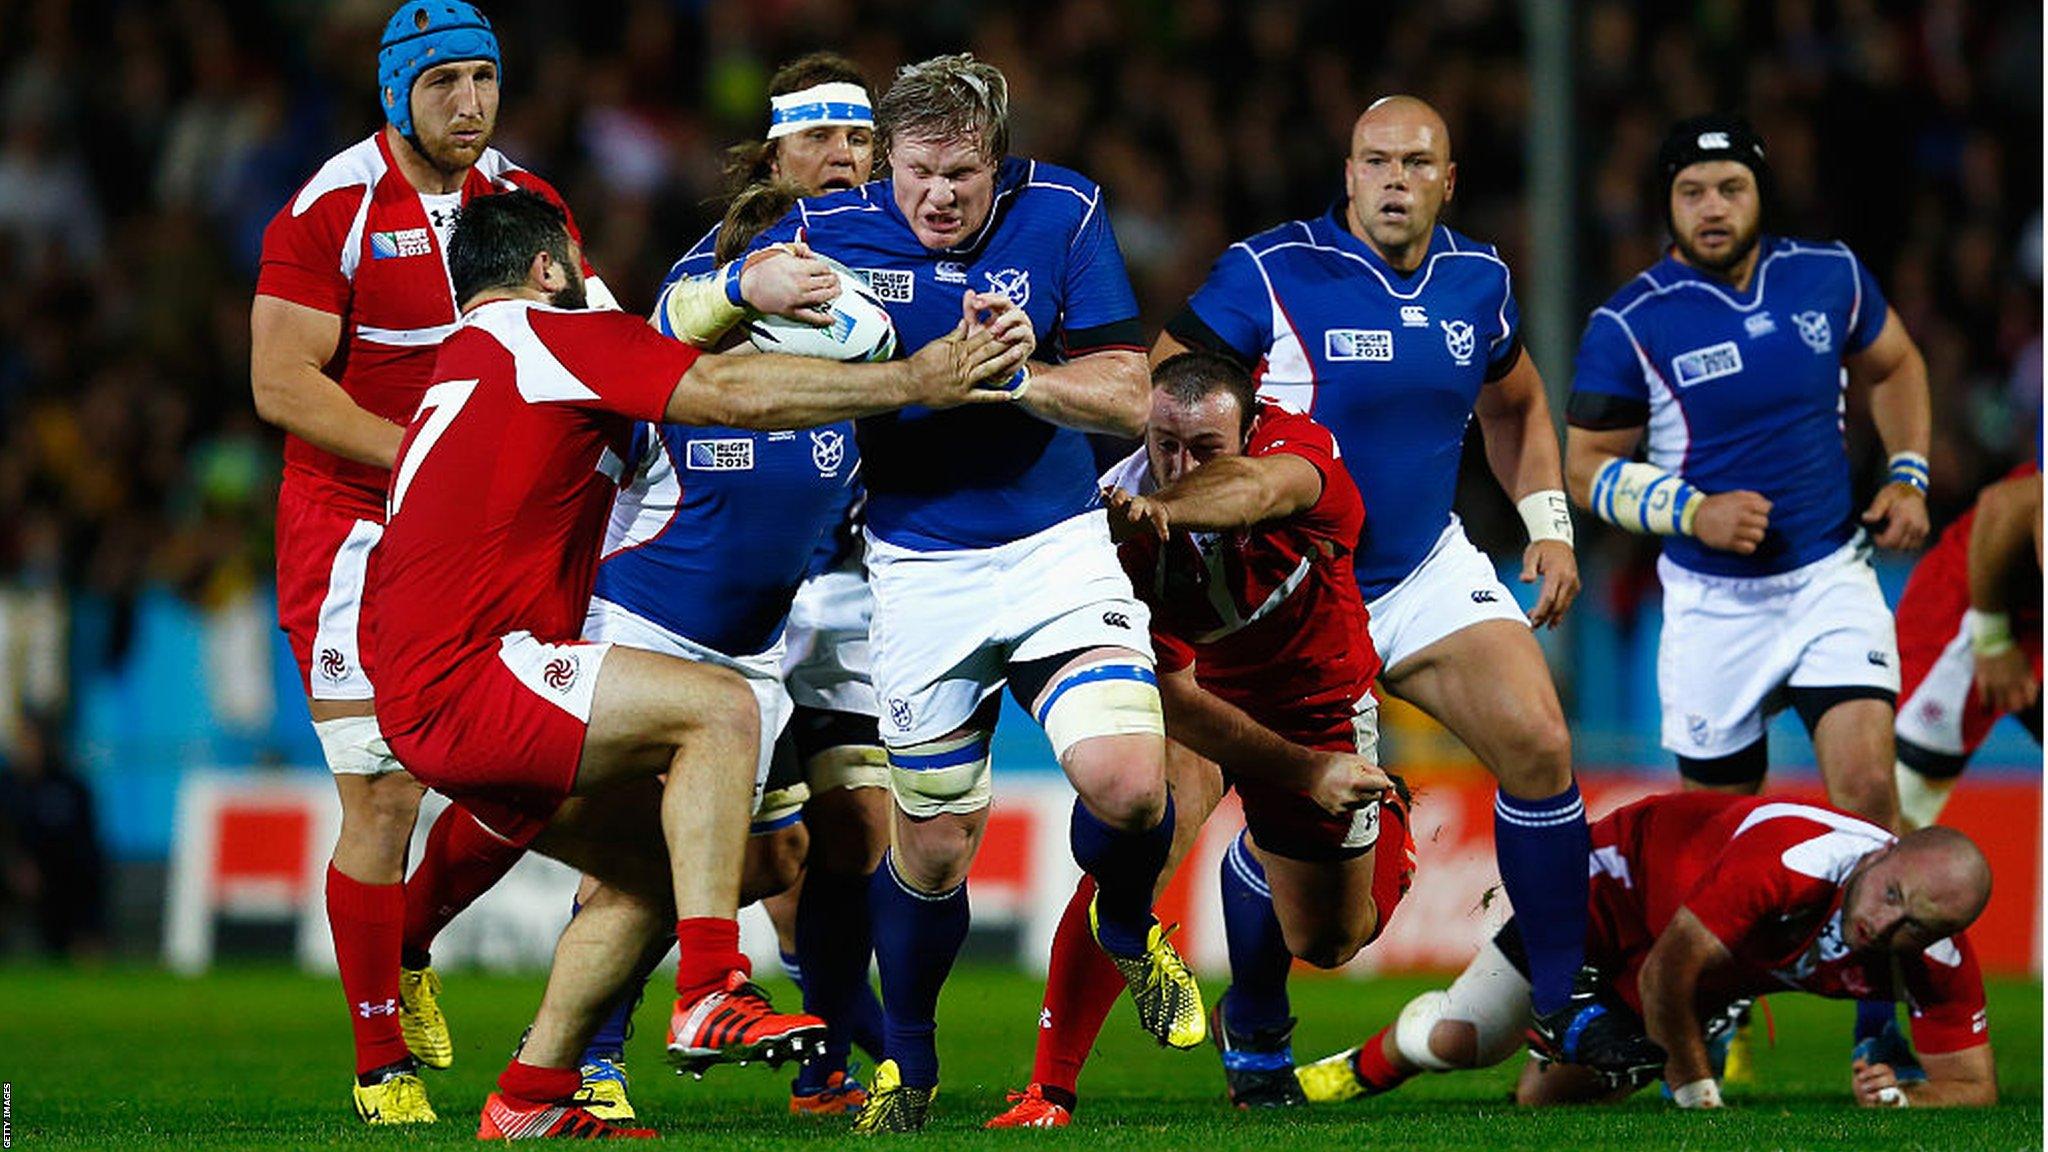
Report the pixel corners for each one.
[357,189,1032,1140]
[989,353,1413,1127]
[1298,791,1998,1110]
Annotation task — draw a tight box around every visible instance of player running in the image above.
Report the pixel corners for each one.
[987,352,1410,1127]
[1152,95,1599,1058]
[249,2,611,1122]
[1298,792,1999,1110]
[1894,464,2042,829]
[568,54,888,1123]
[751,54,1201,1132]
[360,189,1031,1140]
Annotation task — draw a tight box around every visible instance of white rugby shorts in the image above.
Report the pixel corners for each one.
[582,597,794,812]
[1367,516,1530,673]
[779,552,879,719]
[1657,538,1899,758]
[865,510,1152,747]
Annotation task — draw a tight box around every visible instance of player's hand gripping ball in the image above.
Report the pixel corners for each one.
[746,255,898,363]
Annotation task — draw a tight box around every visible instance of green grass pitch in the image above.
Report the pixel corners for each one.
[2,964,2038,1149]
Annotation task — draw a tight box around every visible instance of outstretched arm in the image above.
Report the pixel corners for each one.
[1637,909,1735,1107]
[1854,1042,1997,1108]
[1156,663,1386,814]
[1106,453,1324,540]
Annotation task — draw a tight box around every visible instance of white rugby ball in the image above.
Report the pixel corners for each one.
[746,257,898,363]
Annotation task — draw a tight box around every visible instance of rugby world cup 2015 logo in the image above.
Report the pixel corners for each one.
[1440,319,1476,365]
[983,268,1030,308]
[543,656,579,692]
[1792,310,1833,353]
[810,429,846,475]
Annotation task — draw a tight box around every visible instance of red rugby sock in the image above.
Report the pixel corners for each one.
[401,804,525,966]
[327,863,411,1076]
[1030,876,1125,1103]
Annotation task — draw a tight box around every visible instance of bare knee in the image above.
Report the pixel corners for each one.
[742,824,808,904]
[1068,739,1167,831]
[1428,1018,1484,1069]
[1494,706,1573,798]
[1284,920,1370,970]
[339,773,424,845]
[892,809,984,892]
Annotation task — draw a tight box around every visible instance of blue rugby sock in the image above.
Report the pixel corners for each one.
[1854,998,1896,1044]
[1493,782,1590,1015]
[868,851,968,1089]
[1219,830,1293,1037]
[1071,793,1175,957]
[778,948,805,995]
[794,866,882,1091]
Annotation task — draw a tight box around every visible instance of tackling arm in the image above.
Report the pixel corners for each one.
[1119,454,1324,536]
[249,295,405,470]
[1156,664,1387,814]
[1636,908,1736,1105]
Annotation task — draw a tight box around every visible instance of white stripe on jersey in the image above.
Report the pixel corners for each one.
[357,321,460,347]
[460,302,602,404]
[1620,241,1862,316]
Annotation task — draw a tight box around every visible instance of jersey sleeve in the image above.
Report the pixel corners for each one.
[650,228,722,339]
[1057,191,1144,356]
[1566,310,1653,429]
[1902,933,1990,1056]
[530,310,699,422]
[1841,245,1891,354]
[1483,264,1523,381]
[1170,245,1272,368]
[255,190,356,315]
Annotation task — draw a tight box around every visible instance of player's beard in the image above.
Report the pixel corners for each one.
[549,264,588,310]
[1675,215,1761,274]
[412,119,492,180]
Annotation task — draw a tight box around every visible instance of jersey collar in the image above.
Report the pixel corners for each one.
[1318,200,1441,281]
[1652,234,1782,300]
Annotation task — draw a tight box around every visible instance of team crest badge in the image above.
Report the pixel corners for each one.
[984,268,1030,308]
[543,656,579,692]
[888,698,914,731]
[1792,310,1832,353]
[1686,713,1711,745]
[319,647,349,683]
[810,429,846,475]
[1440,319,1475,365]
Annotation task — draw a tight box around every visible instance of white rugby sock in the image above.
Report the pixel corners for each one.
[1894,760,1957,831]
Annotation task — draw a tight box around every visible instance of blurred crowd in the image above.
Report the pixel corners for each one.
[0,0,2038,798]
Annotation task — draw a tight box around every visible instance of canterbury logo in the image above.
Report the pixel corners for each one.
[543,656,577,691]
[1470,590,1499,604]
[1102,611,1132,629]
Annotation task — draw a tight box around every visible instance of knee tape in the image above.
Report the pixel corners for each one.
[313,715,403,777]
[887,730,994,818]
[808,743,892,794]
[1394,990,1462,1072]
[1395,940,1532,1071]
[751,783,811,834]
[1033,660,1164,759]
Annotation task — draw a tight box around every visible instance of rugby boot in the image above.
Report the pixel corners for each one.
[575,1052,635,1123]
[1089,897,1207,1049]
[790,1067,868,1117]
[852,1059,935,1134]
[398,964,454,1070]
[666,969,828,1076]
[1213,1003,1306,1108]
[351,1060,437,1125]
[1527,966,1665,1089]
[984,1084,1073,1128]
[477,1091,656,1140]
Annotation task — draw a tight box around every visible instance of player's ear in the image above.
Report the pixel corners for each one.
[530,249,561,293]
[1442,159,1456,204]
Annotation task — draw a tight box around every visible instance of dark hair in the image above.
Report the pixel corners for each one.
[1153,351,1258,436]
[447,190,571,305]
[715,180,806,264]
[721,52,874,198]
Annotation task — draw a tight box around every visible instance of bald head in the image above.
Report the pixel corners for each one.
[1343,96,1456,272]
[1843,825,1993,953]
[1353,95,1452,159]
[1894,825,1994,928]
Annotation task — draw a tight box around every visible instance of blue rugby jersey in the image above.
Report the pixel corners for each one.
[755,156,1144,550]
[650,222,863,578]
[595,225,859,656]
[1167,206,1522,598]
[1567,236,1889,577]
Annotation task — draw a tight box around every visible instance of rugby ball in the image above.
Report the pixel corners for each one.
[745,256,898,363]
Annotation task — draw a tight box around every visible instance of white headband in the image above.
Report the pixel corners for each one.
[767,82,874,140]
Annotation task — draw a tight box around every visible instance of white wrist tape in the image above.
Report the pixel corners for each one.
[1518,489,1575,546]
[1965,608,2017,657]
[1590,458,1702,537]
[656,264,748,348]
[1875,1085,1909,1108]
[1671,1078,1722,1109]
